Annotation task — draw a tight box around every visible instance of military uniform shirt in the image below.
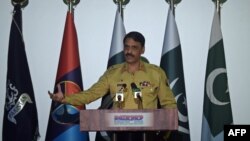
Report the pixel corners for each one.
[64,61,177,109]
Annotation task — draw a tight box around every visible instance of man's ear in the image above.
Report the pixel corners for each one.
[141,46,145,54]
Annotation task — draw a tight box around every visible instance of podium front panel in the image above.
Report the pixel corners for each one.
[80,109,178,131]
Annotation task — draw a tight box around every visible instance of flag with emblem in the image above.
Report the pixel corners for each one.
[160,7,190,141]
[95,8,126,141]
[201,9,233,141]
[3,4,40,141]
[45,10,89,141]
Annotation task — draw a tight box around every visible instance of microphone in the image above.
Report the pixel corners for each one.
[115,92,124,109]
[131,82,142,99]
[136,92,142,102]
[98,83,127,109]
[115,92,124,102]
[131,82,143,109]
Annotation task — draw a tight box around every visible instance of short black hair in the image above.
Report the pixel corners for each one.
[123,31,145,47]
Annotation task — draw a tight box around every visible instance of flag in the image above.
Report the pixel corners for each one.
[3,4,40,141]
[107,8,126,68]
[95,8,126,141]
[160,7,190,141]
[45,11,89,141]
[201,9,233,141]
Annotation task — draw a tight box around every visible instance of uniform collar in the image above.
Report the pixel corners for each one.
[121,60,147,73]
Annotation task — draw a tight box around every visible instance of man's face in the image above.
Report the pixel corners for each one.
[123,38,145,64]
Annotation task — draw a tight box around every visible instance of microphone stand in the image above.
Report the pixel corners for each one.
[112,95,122,141]
[137,93,143,110]
[136,94,146,141]
[112,129,117,141]
[117,95,122,109]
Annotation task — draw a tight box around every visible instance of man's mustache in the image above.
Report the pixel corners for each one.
[125,53,134,57]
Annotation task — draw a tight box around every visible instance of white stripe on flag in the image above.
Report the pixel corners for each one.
[209,10,222,49]
[108,8,126,58]
[161,8,180,55]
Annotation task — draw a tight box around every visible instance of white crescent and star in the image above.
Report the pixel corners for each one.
[170,77,189,134]
[168,68,229,134]
[206,68,229,106]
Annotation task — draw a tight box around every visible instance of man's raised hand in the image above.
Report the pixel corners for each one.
[48,84,65,103]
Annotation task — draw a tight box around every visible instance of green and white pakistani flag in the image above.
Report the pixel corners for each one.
[160,7,190,141]
[201,9,233,141]
[107,8,126,68]
[98,7,126,110]
[95,8,126,141]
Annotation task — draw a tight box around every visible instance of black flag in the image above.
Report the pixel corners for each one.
[2,4,40,141]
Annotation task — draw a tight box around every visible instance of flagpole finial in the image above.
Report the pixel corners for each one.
[11,0,28,8]
[165,0,181,16]
[165,0,181,5]
[113,0,130,20]
[212,0,227,4]
[63,0,80,6]
[63,0,80,13]
[113,0,130,5]
[212,0,226,21]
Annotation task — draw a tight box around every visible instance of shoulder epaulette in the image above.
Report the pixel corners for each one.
[107,63,123,72]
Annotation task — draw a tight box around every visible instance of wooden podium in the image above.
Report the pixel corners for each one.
[80,108,178,132]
